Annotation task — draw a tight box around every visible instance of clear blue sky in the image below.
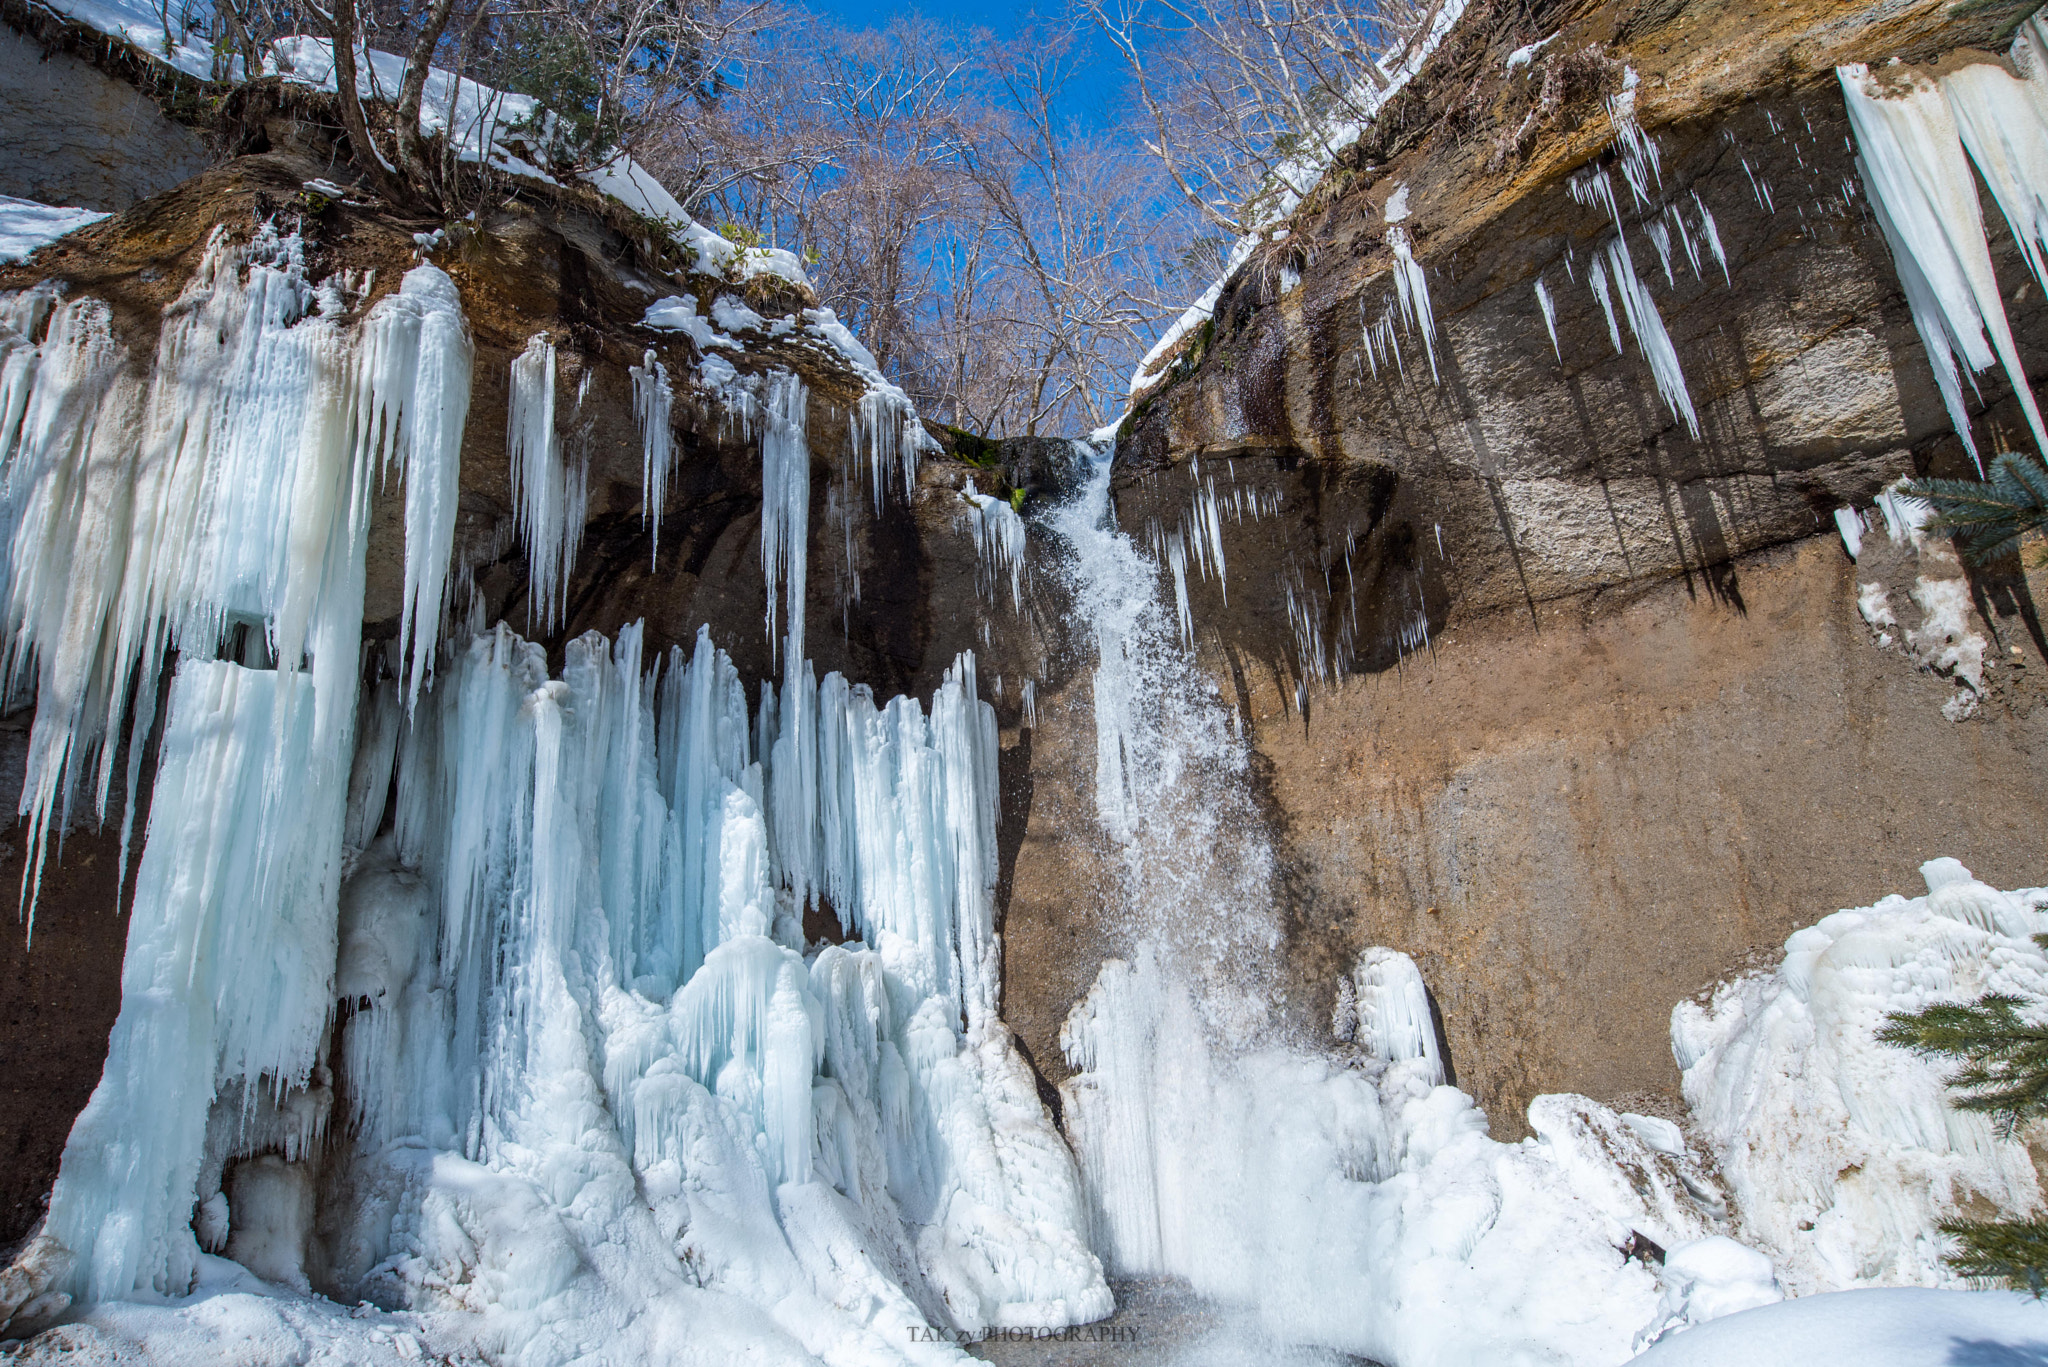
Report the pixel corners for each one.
[796,0,1125,129]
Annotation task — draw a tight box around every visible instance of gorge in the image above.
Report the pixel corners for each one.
[5,0,2048,1362]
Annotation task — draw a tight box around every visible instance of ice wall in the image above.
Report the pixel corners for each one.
[0,226,470,1300]
[1675,859,2048,1295]
[324,624,1106,1359]
[2,221,1105,1360]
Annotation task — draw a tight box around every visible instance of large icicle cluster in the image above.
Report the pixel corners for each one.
[4,229,1105,1361]
[507,334,587,633]
[1839,16,2048,468]
[313,625,1106,1359]
[0,224,471,1301]
[0,225,469,919]
[1675,858,2048,1295]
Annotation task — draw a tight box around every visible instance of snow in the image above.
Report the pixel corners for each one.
[1839,52,2048,463]
[32,0,805,292]
[1130,0,1471,397]
[641,293,739,350]
[1674,858,2048,1295]
[42,0,217,78]
[0,197,108,265]
[1506,33,1559,72]
[1634,1237,1782,1349]
[1631,1287,2048,1366]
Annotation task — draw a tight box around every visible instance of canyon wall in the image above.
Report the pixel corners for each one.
[1027,0,2048,1129]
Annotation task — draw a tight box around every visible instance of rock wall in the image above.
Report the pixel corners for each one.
[0,20,212,210]
[993,0,2048,1132]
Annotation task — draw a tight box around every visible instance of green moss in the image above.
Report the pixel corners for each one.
[942,424,1003,469]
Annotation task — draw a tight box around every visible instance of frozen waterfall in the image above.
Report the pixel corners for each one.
[0,228,1107,1363]
[1045,440,1751,1367]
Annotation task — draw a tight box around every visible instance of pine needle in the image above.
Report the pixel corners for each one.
[1907,451,2048,564]
[1938,1217,2048,1296]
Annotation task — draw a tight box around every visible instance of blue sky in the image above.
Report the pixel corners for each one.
[797,0,1125,129]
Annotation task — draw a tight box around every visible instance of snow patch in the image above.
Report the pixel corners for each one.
[0,196,108,264]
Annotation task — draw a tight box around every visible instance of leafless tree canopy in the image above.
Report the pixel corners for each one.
[636,10,1204,435]
[1079,0,1438,233]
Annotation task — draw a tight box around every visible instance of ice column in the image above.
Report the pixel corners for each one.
[507,334,587,630]
[630,349,675,567]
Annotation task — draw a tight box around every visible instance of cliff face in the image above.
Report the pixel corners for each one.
[996,0,2048,1128]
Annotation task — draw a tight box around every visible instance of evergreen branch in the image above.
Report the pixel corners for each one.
[1906,452,2048,564]
[1879,993,2048,1138]
[1938,1217,2048,1296]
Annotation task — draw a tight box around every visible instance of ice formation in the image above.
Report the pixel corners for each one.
[506,334,587,632]
[1839,32,2048,466]
[1386,225,1441,384]
[0,226,469,923]
[1060,947,1739,1366]
[1534,277,1561,360]
[1675,859,2048,1294]
[2,227,1107,1362]
[960,491,1026,613]
[1834,481,1988,719]
[1042,438,1769,1366]
[631,350,675,566]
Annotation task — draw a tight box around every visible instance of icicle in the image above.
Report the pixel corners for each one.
[1534,277,1561,360]
[1603,239,1700,439]
[759,371,810,668]
[507,335,587,631]
[1693,192,1732,285]
[631,350,674,568]
[1943,42,2048,294]
[1386,225,1441,383]
[1589,255,1623,354]
[1840,62,2048,462]
[1606,69,1664,210]
[1022,678,1037,729]
[1166,530,1193,647]
[962,490,1026,612]
[362,264,472,710]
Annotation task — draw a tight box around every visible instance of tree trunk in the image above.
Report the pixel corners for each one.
[328,0,405,201]
[394,0,463,200]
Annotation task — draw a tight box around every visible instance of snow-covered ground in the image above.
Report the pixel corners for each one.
[1632,1286,2048,1365]
[0,197,108,264]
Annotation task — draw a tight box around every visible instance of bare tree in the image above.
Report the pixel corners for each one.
[1079,0,1438,234]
